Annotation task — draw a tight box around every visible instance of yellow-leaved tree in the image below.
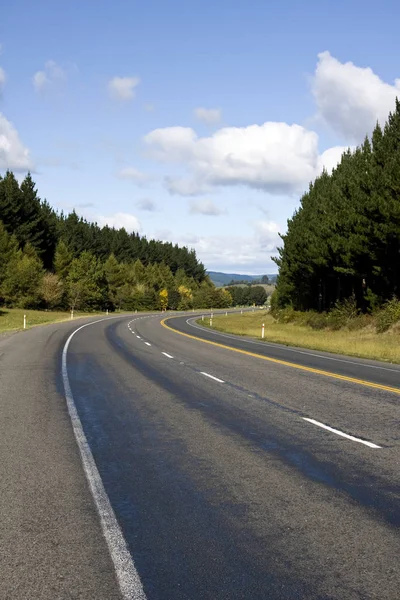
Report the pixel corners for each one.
[159,288,168,311]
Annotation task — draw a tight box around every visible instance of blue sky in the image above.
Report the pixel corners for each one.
[1,0,400,273]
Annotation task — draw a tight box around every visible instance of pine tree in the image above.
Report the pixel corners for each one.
[54,240,73,279]
[18,174,46,251]
[2,244,44,308]
[104,254,125,309]
[0,171,22,236]
[66,252,106,311]
[0,222,19,299]
[40,273,63,309]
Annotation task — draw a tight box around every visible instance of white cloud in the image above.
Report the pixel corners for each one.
[0,113,33,171]
[313,51,400,142]
[196,229,280,271]
[318,145,351,174]
[33,71,48,92]
[46,60,65,79]
[136,197,157,211]
[144,123,320,195]
[108,76,140,101]
[0,67,6,91]
[96,212,141,233]
[154,220,281,271]
[117,166,149,184]
[145,126,196,162]
[254,220,281,251]
[194,107,222,125]
[142,53,400,197]
[33,60,66,93]
[165,176,208,196]
[189,199,225,216]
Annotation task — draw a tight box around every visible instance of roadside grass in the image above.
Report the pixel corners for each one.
[199,310,400,364]
[0,307,105,333]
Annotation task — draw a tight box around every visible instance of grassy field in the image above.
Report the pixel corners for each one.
[200,310,400,363]
[0,307,105,333]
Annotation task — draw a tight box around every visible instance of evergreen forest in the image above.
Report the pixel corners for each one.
[274,99,400,313]
[0,171,234,311]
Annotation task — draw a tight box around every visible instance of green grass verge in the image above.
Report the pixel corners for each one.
[199,310,400,364]
[0,307,105,333]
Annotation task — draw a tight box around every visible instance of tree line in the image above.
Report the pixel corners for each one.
[274,99,400,312]
[225,285,268,306]
[0,171,233,311]
[224,275,270,287]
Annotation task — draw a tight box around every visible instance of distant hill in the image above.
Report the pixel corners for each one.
[207,271,277,287]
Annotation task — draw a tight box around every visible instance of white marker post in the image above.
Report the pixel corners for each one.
[23,314,26,329]
[261,323,265,338]
[70,310,74,320]
[241,309,243,315]
[225,311,228,316]
[210,317,213,327]
[202,315,204,321]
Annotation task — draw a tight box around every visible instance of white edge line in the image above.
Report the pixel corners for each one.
[62,318,147,600]
[200,371,225,383]
[144,342,151,346]
[303,417,381,448]
[162,352,174,359]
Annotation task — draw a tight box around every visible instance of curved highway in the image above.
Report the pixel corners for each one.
[0,312,399,599]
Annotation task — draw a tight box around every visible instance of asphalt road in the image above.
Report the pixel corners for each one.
[1,312,399,599]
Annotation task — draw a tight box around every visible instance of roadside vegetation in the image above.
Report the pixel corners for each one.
[200,297,400,363]
[0,172,233,314]
[0,307,105,334]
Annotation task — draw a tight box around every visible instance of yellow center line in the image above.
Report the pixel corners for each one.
[160,317,400,396]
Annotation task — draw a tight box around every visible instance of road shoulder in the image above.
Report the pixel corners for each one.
[0,319,122,600]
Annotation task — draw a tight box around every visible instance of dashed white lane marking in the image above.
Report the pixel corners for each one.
[162,352,174,359]
[136,336,141,339]
[303,418,381,448]
[144,342,151,346]
[62,318,147,600]
[200,372,225,383]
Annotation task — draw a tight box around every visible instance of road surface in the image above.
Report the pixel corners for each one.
[0,312,399,599]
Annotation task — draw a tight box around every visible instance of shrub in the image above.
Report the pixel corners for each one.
[327,296,359,330]
[269,290,281,317]
[306,312,329,330]
[375,297,400,333]
[364,288,381,313]
[273,306,298,323]
[347,313,372,331]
